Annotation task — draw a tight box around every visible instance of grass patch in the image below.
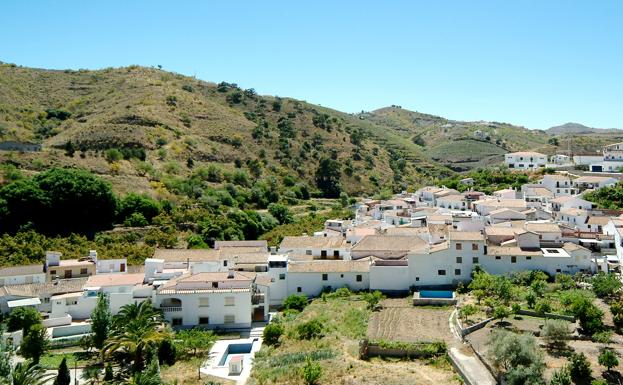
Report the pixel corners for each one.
[38,351,95,370]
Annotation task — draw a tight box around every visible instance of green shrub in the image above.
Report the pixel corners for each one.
[283,294,308,312]
[104,148,123,162]
[263,323,284,346]
[568,352,592,381]
[296,319,323,340]
[598,349,618,371]
[300,357,322,385]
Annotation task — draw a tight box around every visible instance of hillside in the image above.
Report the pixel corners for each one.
[0,63,454,197]
[361,107,553,171]
[547,122,623,135]
[2,63,620,198]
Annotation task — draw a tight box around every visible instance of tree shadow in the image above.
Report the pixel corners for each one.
[602,370,623,385]
[544,345,572,358]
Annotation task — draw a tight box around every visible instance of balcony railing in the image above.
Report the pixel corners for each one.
[160,306,182,312]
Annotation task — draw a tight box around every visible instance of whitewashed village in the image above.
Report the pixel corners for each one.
[3,144,623,384]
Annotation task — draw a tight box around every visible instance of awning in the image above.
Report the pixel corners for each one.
[8,298,41,308]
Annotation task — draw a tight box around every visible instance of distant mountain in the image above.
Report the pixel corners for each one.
[546,122,623,135]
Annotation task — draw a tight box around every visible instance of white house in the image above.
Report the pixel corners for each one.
[279,236,349,259]
[505,152,547,170]
[50,273,149,320]
[487,208,527,224]
[573,176,618,192]
[493,189,517,200]
[154,271,264,328]
[286,259,370,297]
[590,142,623,172]
[0,265,46,286]
[540,174,577,196]
[472,199,527,216]
[550,196,593,212]
[436,194,468,210]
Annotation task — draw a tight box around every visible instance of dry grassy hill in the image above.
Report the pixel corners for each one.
[1,62,617,197]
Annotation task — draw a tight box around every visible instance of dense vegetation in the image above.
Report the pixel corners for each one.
[584,183,623,209]
[438,168,534,194]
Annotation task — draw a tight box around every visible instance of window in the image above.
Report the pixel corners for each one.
[455,269,461,276]
[438,270,446,276]
[224,315,235,324]
[279,273,285,280]
[306,250,312,255]
[223,260,228,267]
[225,297,235,306]
[495,256,501,260]
[199,298,209,307]
[415,277,419,281]
[472,243,478,251]
[297,287,302,293]
[80,268,88,275]
[43,297,50,303]
[321,250,327,258]
[356,274,362,282]
[64,270,72,279]
[455,243,462,250]
[172,318,182,326]
[120,263,126,272]
[511,256,516,264]
[456,257,462,263]
[340,274,344,278]
[322,274,328,281]
[526,256,532,260]
[199,317,209,325]
[472,257,479,264]
[49,270,56,275]
[556,269,561,273]
[212,282,218,288]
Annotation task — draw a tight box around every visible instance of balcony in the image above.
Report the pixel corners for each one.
[160,306,182,312]
[252,293,265,305]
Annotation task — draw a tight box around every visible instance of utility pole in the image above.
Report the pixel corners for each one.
[75,361,78,385]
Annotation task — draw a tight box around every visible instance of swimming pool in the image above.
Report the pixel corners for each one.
[419,290,454,299]
[217,339,257,366]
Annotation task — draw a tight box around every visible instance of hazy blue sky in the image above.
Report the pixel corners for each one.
[1,1,622,129]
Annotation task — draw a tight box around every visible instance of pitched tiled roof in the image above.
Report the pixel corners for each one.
[279,236,345,250]
[351,235,427,252]
[0,278,88,298]
[0,265,44,277]
[448,231,484,241]
[288,259,371,273]
[86,273,145,287]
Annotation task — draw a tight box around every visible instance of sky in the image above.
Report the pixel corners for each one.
[1,1,622,129]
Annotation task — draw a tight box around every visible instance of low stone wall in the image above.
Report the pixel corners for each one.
[359,339,446,359]
[43,314,72,328]
[460,317,494,337]
[51,323,91,338]
[516,309,575,321]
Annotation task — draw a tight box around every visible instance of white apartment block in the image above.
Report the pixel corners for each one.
[505,151,547,170]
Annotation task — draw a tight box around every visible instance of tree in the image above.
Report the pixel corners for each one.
[315,158,342,198]
[591,273,622,298]
[267,203,293,225]
[0,168,118,235]
[176,329,216,356]
[488,329,545,385]
[5,361,54,385]
[127,355,162,385]
[300,357,322,385]
[598,349,619,372]
[81,366,101,385]
[64,141,75,157]
[263,323,284,346]
[105,301,169,373]
[362,291,385,311]
[555,274,575,290]
[20,324,49,364]
[103,362,114,382]
[541,320,571,349]
[6,307,41,333]
[492,306,511,322]
[459,305,477,321]
[157,339,176,366]
[91,292,112,354]
[568,352,592,382]
[283,294,308,312]
[118,193,161,224]
[610,300,623,332]
[525,291,537,309]
[0,326,14,378]
[53,357,71,385]
[549,367,572,385]
[569,296,604,336]
[534,299,551,315]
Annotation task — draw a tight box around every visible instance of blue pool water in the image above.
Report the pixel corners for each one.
[419,290,453,299]
[217,340,256,366]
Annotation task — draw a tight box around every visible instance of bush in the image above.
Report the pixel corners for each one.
[541,320,571,349]
[362,291,385,310]
[549,366,572,385]
[283,294,308,312]
[534,300,551,315]
[158,339,176,366]
[263,323,284,346]
[124,212,148,227]
[569,297,604,336]
[591,273,622,298]
[568,352,592,381]
[300,357,322,385]
[488,329,545,385]
[296,319,323,340]
[598,349,619,371]
[104,148,123,163]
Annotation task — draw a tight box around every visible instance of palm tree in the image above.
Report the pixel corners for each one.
[105,301,169,373]
[3,361,54,385]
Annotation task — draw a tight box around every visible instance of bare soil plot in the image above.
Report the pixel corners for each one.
[466,316,623,382]
[367,298,454,343]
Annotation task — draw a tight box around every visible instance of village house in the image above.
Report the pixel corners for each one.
[286,259,371,297]
[539,174,577,196]
[278,236,350,260]
[550,196,593,212]
[573,176,618,192]
[154,271,265,328]
[0,265,46,286]
[504,151,547,170]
